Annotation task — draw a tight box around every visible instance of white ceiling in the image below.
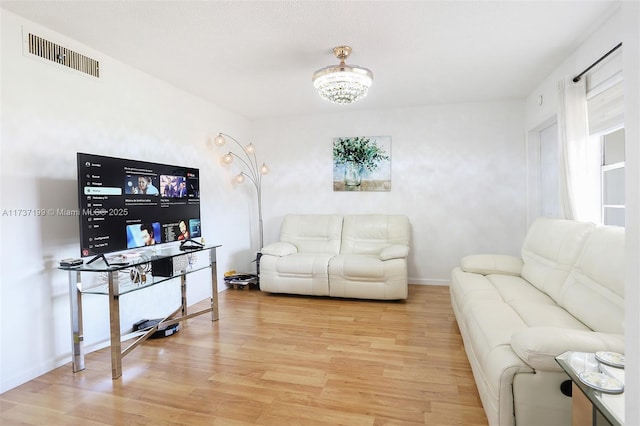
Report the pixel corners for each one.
[1,0,620,120]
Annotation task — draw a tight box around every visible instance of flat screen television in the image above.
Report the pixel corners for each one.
[77,152,202,257]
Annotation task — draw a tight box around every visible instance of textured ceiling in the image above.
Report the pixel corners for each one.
[1,0,620,120]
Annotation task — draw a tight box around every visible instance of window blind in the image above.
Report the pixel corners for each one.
[586,50,624,135]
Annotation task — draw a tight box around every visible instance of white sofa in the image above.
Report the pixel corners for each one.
[450,217,625,426]
[259,214,411,300]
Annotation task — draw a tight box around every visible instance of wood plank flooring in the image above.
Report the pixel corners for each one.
[0,285,488,425]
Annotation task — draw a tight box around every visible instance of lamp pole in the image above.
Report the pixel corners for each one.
[214,132,269,251]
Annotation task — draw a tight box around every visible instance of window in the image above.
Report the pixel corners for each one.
[586,54,624,227]
[601,127,625,226]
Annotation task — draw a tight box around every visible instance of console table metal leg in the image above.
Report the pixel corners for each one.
[181,273,187,317]
[210,250,219,321]
[68,270,85,372]
[107,271,122,379]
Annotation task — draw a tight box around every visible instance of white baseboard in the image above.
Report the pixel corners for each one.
[409,278,450,286]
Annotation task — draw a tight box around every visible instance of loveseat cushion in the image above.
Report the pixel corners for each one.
[379,244,410,260]
[279,214,343,254]
[261,241,297,257]
[259,253,335,296]
[328,254,408,299]
[340,215,410,255]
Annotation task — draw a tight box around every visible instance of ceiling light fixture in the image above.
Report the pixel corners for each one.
[312,46,373,105]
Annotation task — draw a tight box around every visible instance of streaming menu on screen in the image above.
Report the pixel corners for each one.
[77,153,201,257]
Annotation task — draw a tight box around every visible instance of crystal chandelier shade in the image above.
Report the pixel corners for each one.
[312,46,373,105]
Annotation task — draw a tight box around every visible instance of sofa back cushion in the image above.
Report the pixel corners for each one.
[557,225,625,333]
[280,214,343,254]
[341,215,410,255]
[520,217,596,301]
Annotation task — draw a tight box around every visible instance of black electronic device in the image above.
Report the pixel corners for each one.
[151,256,173,277]
[76,153,202,258]
[60,258,83,267]
[132,318,179,339]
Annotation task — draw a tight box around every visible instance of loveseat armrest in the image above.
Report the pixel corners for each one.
[511,327,625,372]
[460,254,523,276]
[261,242,298,257]
[379,244,410,261]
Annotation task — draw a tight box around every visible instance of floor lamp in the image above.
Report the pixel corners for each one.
[214,133,270,276]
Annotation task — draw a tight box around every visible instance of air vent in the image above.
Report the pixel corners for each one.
[28,33,99,78]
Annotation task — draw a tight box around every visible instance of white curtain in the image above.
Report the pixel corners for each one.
[557,77,601,222]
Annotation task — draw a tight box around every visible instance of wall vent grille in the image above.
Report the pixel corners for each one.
[28,33,99,78]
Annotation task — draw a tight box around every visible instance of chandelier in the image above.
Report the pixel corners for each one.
[312,46,373,105]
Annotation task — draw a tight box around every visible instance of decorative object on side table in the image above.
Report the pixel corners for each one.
[333,136,391,191]
[214,133,270,280]
[595,351,625,368]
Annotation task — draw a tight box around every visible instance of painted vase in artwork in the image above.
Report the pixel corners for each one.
[344,161,362,186]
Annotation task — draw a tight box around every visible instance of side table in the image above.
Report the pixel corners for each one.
[556,351,625,426]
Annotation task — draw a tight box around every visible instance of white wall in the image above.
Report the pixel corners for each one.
[0,11,256,393]
[524,5,640,422]
[622,1,640,422]
[252,101,528,284]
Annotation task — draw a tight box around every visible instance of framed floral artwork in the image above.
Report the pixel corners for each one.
[333,136,391,192]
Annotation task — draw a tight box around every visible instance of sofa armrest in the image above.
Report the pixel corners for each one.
[261,242,298,257]
[460,254,523,276]
[379,244,410,261]
[511,327,625,372]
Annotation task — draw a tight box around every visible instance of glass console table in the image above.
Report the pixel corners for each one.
[556,351,625,426]
[60,244,220,379]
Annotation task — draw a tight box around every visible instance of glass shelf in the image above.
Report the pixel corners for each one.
[79,263,213,296]
[60,244,220,296]
[60,243,219,272]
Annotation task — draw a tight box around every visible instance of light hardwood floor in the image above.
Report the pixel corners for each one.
[0,285,488,425]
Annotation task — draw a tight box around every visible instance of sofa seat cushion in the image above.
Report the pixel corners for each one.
[328,254,408,300]
[463,302,528,363]
[450,268,505,314]
[329,254,385,278]
[272,253,335,276]
[462,302,533,399]
[259,253,334,296]
[508,301,590,329]
[486,274,557,305]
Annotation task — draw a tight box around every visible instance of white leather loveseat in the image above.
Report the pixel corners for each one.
[450,217,624,426]
[259,214,411,300]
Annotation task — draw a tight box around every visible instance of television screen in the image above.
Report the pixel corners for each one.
[77,153,201,257]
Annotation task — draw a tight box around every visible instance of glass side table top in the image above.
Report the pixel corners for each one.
[556,351,625,426]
